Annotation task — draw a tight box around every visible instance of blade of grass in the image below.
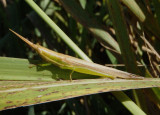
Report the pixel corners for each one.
[122,0,160,39]
[58,0,120,52]
[1,56,160,113]
[106,0,139,74]
[106,0,146,114]
[122,0,145,22]
[25,0,91,61]
[0,57,97,81]
[112,92,146,115]
[28,106,35,115]
[153,0,160,29]
[0,75,160,111]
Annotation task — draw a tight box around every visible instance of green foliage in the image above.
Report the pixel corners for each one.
[0,0,160,114]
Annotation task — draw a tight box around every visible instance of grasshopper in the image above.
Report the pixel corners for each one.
[9,29,144,80]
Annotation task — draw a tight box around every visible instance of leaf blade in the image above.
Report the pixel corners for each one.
[0,78,160,111]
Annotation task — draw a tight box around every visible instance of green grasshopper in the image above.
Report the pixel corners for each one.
[9,29,144,80]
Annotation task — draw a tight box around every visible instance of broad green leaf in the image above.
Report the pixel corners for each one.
[0,57,96,81]
[0,78,160,111]
[0,57,160,111]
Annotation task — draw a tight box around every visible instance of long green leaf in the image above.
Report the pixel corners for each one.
[0,57,96,81]
[0,78,160,111]
[25,0,91,61]
[106,0,147,113]
[0,57,160,112]
[106,0,138,74]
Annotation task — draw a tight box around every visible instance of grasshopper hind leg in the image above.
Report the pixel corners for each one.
[69,70,75,82]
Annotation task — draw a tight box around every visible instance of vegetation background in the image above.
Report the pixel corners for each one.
[0,0,160,115]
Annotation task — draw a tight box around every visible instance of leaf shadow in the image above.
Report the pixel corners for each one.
[29,60,99,80]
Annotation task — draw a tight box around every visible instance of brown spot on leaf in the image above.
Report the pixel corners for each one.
[44,91,59,96]
[46,99,51,102]
[85,88,91,89]
[52,91,59,93]
[6,101,12,103]
[37,88,48,92]
[22,101,28,105]
[4,105,17,109]
[8,92,17,95]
